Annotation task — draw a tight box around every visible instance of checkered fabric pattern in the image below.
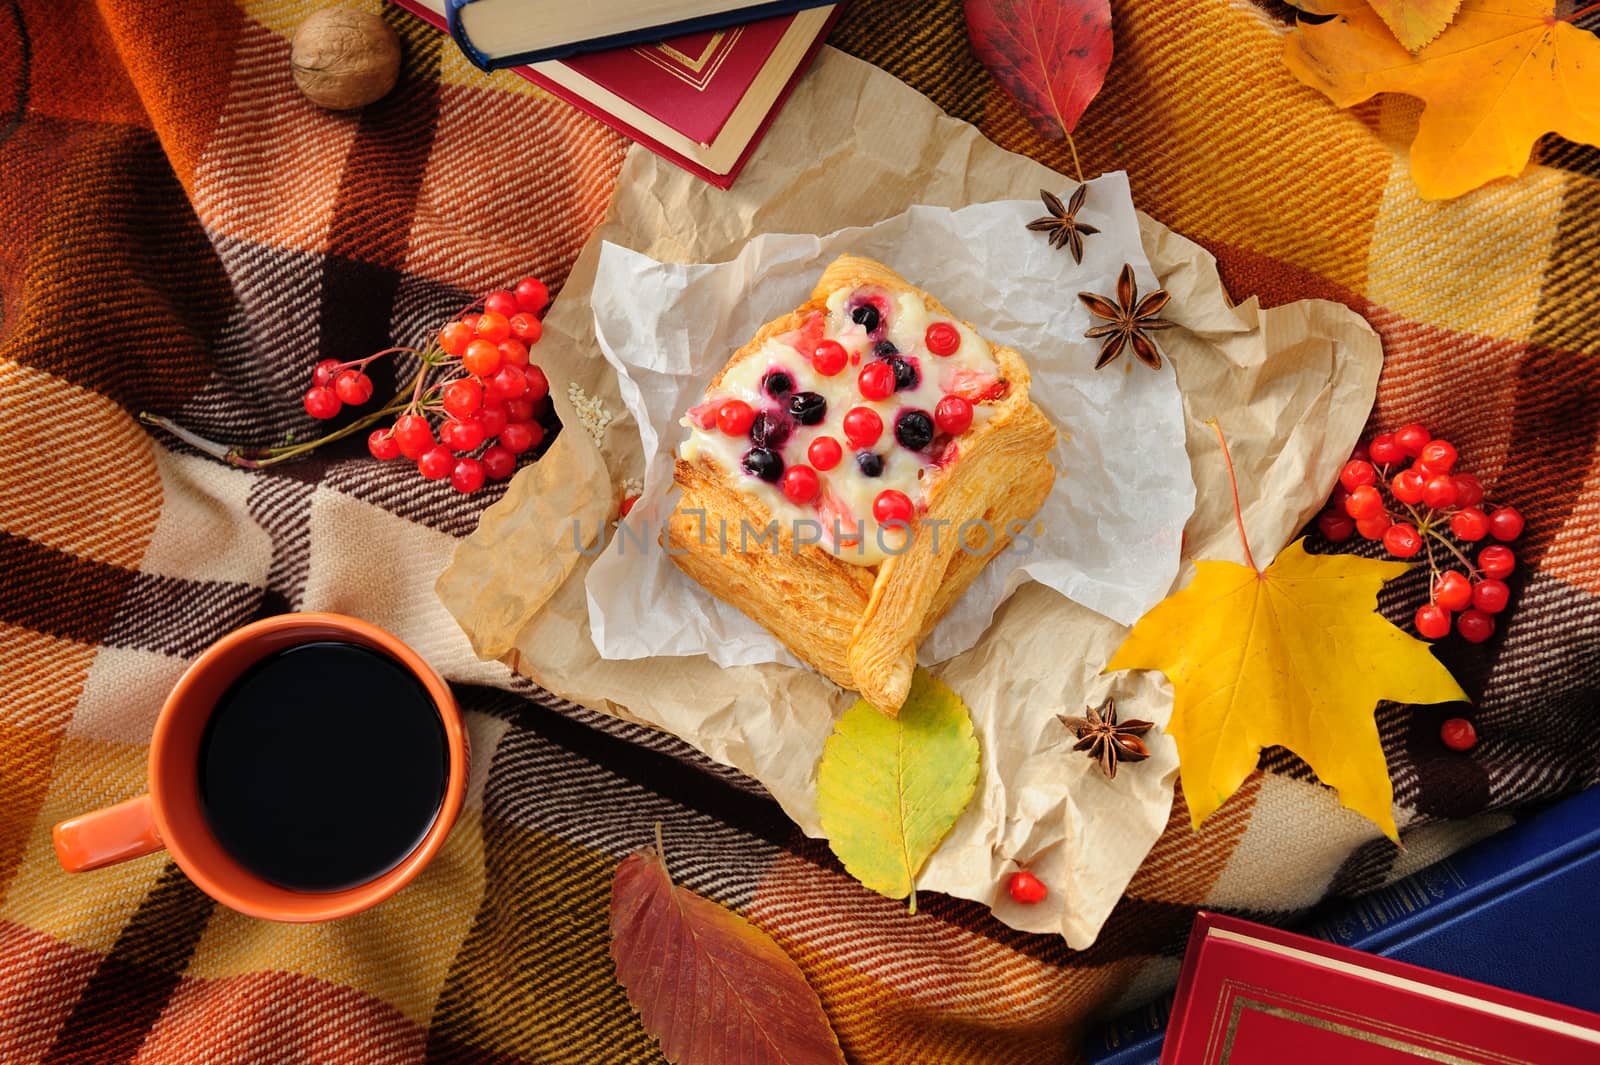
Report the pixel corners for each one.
[1,0,1596,1061]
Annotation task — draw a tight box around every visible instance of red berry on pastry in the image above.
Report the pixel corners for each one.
[808,436,843,471]
[812,339,847,376]
[934,395,973,435]
[782,465,820,504]
[843,406,883,448]
[924,321,960,356]
[1006,870,1047,904]
[873,489,914,525]
[716,399,755,436]
[858,362,894,401]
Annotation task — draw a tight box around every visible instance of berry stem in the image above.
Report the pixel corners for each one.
[1564,2,1600,22]
[1208,418,1257,572]
[1422,523,1480,579]
[140,363,427,469]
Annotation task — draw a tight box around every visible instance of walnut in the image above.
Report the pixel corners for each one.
[290,8,402,111]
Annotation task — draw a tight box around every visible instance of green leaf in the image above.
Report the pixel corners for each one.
[815,669,980,913]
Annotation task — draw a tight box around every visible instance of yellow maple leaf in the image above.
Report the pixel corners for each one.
[1284,0,1600,199]
[1299,0,1465,51]
[1106,539,1467,840]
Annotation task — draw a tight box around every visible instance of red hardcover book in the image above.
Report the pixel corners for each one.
[391,0,840,188]
[1162,913,1600,1064]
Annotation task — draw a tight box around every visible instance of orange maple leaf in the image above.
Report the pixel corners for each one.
[1300,0,1465,51]
[1285,0,1600,199]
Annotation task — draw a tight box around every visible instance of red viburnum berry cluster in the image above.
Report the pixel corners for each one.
[302,278,551,493]
[1317,423,1524,644]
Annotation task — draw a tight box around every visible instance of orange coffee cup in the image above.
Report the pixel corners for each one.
[52,612,467,922]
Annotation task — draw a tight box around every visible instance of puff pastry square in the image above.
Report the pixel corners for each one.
[666,255,1057,714]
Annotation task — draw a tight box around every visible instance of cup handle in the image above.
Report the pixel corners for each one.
[53,795,164,872]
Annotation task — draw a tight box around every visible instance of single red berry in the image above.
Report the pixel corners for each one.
[484,290,518,319]
[392,413,434,459]
[334,370,373,406]
[1453,473,1485,508]
[1339,459,1378,493]
[1317,509,1355,542]
[417,444,453,480]
[1328,483,1351,511]
[463,339,502,377]
[504,397,535,423]
[1344,484,1384,520]
[1394,423,1431,457]
[842,406,883,448]
[782,465,820,504]
[443,378,483,418]
[1488,506,1524,541]
[1368,433,1405,466]
[1415,603,1452,640]
[367,428,401,461]
[445,417,485,452]
[451,456,486,493]
[808,436,843,471]
[523,365,550,403]
[872,489,914,525]
[476,405,508,438]
[481,444,515,480]
[716,399,755,436]
[1440,717,1477,751]
[1383,522,1422,558]
[508,312,543,345]
[1478,544,1515,579]
[1417,439,1457,473]
[497,338,529,368]
[811,339,847,376]
[1472,578,1510,614]
[1391,468,1426,505]
[924,321,960,356]
[858,362,895,401]
[1433,570,1473,612]
[934,394,974,435]
[438,321,473,357]
[514,277,549,314]
[1006,870,1047,905]
[460,312,481,333]
[1349,439,1371,463]
[1457,609,1495,643]
[491,364,527,399]
[1356,513,1392,540]
[619,493,640,518]
[475,311,511,344]
[1421,475,1458,510]
[312,358,342,387]
[1450,507,1489,541]
[303,385,341,419]
[501,421,544,454]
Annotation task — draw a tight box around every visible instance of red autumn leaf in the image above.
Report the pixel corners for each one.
[609,843,846,1065]
[964,0,1114,139]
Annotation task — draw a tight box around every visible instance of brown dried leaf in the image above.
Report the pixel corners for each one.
[609,843,846,1065]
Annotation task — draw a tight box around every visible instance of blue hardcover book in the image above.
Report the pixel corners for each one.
[1084,785,1600,1064]
[445,0,837,70]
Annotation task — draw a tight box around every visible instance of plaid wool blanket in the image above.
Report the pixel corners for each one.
[2,0,1597,1062]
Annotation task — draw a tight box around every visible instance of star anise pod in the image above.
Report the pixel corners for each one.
[1026,185,1099,264]
[1077,263,1175,371]
[1058,696,1154,780]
